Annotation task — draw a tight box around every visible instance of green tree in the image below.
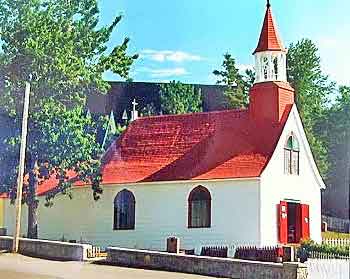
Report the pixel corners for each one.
[0,0,137,238]
[213,53,249,109]
[159,81,202,115]
[287,39,335,122]
[320,86,350,218]
[287,39,336,177]
[244,68,256,90]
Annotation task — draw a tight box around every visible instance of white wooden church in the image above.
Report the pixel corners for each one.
[3,2,323,252]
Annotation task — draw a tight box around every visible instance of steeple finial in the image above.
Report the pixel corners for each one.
[267,0,271,8]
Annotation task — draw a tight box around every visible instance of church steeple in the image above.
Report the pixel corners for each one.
[253,1,287,83]
[249,1,294,124]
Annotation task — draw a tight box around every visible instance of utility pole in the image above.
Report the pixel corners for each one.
[12,81,31,253]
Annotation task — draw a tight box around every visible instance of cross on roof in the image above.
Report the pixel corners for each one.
[131,98,139,121]
[132,98,138,112]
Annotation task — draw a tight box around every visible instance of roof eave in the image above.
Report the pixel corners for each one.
[36,176,262,196]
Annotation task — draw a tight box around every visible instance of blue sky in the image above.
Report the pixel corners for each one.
[99,0,349,86]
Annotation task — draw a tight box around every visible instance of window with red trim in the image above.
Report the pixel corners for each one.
[188,186,211,228]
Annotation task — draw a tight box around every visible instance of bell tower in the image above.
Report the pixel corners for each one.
[253,0,287,83]
[249,1,294,123]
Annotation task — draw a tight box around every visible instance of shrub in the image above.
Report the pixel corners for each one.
[300,239,349,256]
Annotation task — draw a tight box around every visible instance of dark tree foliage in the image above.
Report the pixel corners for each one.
[213,53,250,109]
[159,80,202,115]
[319,86,350,218]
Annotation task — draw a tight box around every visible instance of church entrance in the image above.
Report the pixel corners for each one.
[287,202,300,243]
[278,200,310,244]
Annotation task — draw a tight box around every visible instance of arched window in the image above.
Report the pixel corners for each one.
[188,186,211,228]
[113,189,135,230]
[284,135,300,175]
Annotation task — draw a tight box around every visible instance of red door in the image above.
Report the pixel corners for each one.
[278,201,288,244]
[300,204,310,240]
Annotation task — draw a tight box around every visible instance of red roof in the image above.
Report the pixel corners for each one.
[100,108,291,184]
[253,4,285,54]
[2,106,292,198]
[103,108,290,184]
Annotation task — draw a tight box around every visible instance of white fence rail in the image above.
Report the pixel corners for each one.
[308,251,349,260]
[322,238,350,247]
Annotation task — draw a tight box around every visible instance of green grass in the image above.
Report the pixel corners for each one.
[322,231,350,239]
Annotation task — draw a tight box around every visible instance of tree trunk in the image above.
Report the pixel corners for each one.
[27,167,39,239]
[27,198,38,239]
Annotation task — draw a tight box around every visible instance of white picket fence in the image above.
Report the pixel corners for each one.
[322,238,350,247]
[308,251,350,260]
[307,259,350,279]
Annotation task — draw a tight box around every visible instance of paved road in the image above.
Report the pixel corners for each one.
[0,253,221,279]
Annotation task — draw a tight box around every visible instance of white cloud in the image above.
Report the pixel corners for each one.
[150,68,188,78]
[138,67,188,78]
[140,49,202,63]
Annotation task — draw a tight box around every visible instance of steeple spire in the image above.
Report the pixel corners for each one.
[254,2,285,54]
[253,2,287,83]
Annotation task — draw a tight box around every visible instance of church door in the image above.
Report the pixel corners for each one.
[278,201,310,244]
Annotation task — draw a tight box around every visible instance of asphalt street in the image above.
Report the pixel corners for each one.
[0,253,221,279]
